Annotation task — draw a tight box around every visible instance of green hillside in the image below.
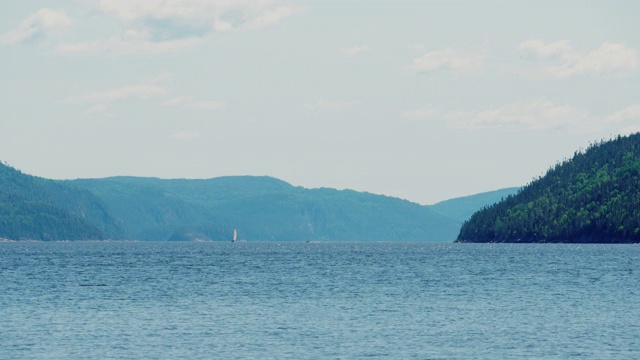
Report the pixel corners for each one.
[457,133,640,243]
[69,177,230,241]
[70,176,461,241]
[0,163,122,240]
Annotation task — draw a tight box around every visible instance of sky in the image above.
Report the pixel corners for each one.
[1,0,639,204]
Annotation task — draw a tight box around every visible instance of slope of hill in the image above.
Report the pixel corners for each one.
[429,187,520,223]
[0,162,532,242]
[457,133,640,243]
[69,177,230,241]
[0,163,122,240]
[69,176,461,241]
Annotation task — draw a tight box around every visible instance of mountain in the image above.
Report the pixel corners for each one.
[457,133,640,243]
[429,187,520,223]
[0,162,122,240]
[69,176,461,241]
[0,161,529,242]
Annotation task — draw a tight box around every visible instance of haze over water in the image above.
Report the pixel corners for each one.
[2,242,639,359]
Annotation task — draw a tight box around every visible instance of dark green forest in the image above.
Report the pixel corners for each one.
[0,163,121,240]
[457,132,640,243]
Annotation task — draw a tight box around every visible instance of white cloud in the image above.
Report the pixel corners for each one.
[566,43,640,77]
[0,8,70,45]
[409,47,486,74]
[171,131,200,141]
[339,46,371,57]
[66,73,171,115]
[65,73,227,115]
[97,0,301,34]
[68,83,168,103]
[402,101,640,134]
[401,106,440,120]
[304,99,357,113]
[97,1,199,22]
[518,39,640,78]
[241,5,300,31]
[164,96,224,110]
[56,36,202,55]
[606,104,640,124]
[56,1,301,55]
[86,104,113,116]
[518,39,573,59]
[444,100,589,131]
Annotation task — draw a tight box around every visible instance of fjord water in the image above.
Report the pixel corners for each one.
[2,242,639,359]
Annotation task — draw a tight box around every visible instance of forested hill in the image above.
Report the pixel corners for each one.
[0,163,122,240]
[457,133,640,243]
[0,162,518,242]
[69,176,462,242]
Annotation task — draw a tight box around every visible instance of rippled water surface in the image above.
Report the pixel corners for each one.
[2,242,639,359]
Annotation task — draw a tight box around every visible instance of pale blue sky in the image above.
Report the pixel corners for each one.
[1,1,639,204]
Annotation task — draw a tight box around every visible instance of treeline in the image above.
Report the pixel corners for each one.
[0,162,118,240]
[0,193,104,240]
[457,133,640,243]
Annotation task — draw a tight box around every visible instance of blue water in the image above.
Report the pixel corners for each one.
[1,242,639,359]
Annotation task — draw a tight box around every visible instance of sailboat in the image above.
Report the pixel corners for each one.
[232,228,238,242]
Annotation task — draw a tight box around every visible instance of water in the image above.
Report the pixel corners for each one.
[1,242,639,359]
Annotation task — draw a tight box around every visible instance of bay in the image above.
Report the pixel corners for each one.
[1,242,639,359]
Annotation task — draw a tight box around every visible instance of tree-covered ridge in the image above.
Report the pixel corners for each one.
[0,160,528,242]
[69,177,232,241]
[457,133,640,243]
[0,163,119,240]
[70,176,462,242]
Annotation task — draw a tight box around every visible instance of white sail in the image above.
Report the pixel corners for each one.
[233,228,238,242]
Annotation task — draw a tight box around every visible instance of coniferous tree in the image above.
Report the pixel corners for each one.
[457,133,640,243]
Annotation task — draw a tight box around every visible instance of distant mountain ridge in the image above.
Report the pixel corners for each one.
[429,187,520,223]
[458,133,640,243]
[0,161,518,241]
[7,134,637,243]
[69,176,467,241]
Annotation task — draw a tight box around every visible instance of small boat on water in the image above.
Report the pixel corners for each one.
[232,228,238,242]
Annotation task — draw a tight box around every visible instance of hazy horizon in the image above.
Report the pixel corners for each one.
[2,1,639,204]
